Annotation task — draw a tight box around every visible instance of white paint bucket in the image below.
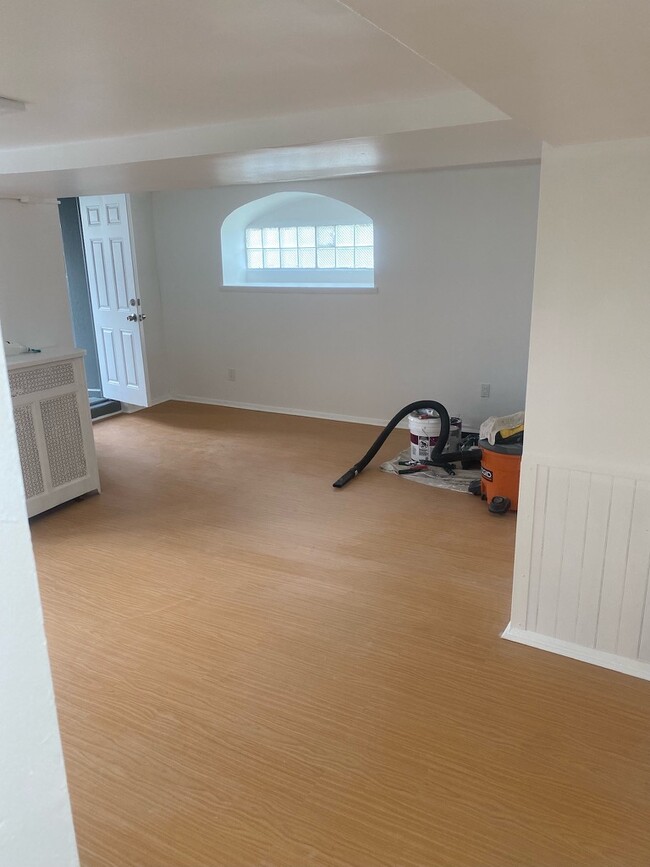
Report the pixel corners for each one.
[408,410,462,462]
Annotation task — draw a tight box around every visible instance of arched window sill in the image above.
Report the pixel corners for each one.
[220,284,377,294]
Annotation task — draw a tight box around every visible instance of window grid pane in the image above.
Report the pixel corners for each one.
[336,224,355,246]
[355,246,374,269]
[336,247,354,268]
[246,223,373,270]
[262,227,279,248]
[247,249,264,269]
[355,224,373,246]
[263,249,280,268]
[280,227,297,248]
[280,248,299,268]
[317,248,336,269]
[297,226,316,247]
[316,226,335,247]
[246,227,263,248]
[298,248,316,268]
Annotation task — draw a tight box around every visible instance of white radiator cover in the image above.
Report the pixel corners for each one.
[8,349,100,517]
[506,454,650,681]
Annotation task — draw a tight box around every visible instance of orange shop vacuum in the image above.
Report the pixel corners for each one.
[468,417,524,514]
[470,440,523,514]
[331,399,523,517]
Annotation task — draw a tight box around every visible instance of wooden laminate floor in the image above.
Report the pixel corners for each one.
[32,402,650,867]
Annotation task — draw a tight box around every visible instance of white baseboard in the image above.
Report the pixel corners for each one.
[171,395,480,433]
[91,410,122,424]
[120,395,174,413]
[172,395,407,428]
[502,623,650,682]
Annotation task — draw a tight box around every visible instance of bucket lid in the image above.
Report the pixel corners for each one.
[409,409,439,420]
[479,438,523,456]
[408,410,461,424]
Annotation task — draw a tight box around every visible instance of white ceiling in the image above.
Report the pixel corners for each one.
[0,0,461,148]
[1,0,647,195]
[340,0,650,145]
[4,0,609,194]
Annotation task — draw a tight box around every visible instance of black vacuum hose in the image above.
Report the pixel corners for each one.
[333,400,451,488]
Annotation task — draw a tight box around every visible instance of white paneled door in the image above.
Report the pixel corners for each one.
[79,194,150,406]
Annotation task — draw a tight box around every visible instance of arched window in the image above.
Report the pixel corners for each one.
[221,192,374,290]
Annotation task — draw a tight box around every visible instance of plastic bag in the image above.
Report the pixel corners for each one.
[479,411,524,446]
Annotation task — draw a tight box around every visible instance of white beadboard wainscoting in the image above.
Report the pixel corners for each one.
[505,455,650,681]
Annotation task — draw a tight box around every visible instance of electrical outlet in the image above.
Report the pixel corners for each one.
[480,383,490,398]
[227,368,236,382]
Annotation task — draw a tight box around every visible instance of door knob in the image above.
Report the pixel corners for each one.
[126,314,137,322]
[138,314,147,321]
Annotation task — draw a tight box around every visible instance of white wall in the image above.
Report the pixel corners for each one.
[153,165,540,429]
[0,201,73,350]
[0,321,79,866]
[507,138,650,681]
[129,193,170,403]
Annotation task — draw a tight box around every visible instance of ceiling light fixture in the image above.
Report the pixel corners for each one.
[0,96,26,114]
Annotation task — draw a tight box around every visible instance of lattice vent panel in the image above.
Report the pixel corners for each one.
[9,362,75,397]
[13,405,45,499]
[40,393,87,487]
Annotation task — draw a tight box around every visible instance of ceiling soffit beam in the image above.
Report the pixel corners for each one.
[0,120,541,199]
[0,91,506,177]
